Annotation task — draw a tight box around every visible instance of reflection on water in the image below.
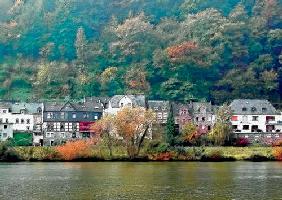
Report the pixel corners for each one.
[0,162,281,200]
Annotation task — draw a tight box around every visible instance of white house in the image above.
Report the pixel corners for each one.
[230,99,282,141]
[0,102,43,145]
[105,95,146,115]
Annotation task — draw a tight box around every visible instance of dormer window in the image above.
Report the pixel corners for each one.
[37,107,42,113]
[251,107,257,112]
[242,107,247,112]
[262,108,267,112]
[121,103,124,107]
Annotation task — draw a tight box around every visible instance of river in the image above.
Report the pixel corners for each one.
[0,162,281,200]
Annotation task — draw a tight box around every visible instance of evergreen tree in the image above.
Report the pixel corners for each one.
[165,103,177,146]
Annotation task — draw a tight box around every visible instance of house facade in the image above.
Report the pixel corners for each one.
[105,95,146,115]
[148,100,169,124]
[0,102,43,144]
[43,100,103,146]
[230,99,282,142]
[172,103,192,132]
[190,102,214,135]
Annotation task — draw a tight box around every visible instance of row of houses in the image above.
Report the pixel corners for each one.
[0,95,282,146]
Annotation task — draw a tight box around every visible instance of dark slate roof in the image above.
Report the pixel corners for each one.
[148,100,169,112]
[11,103,43,114]
[230,99,278,115]
[44,100,103,112]
[110,95,146,108]
[171,102,189,116]
[191,102,213,113]
[0,102,11,109]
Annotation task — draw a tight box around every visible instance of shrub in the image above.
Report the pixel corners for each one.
[235,137,250,147]
[56,139,95,161]
[247,154,270,161]
[0,142,20,161]
[272,140,282,147]
[201,148,228,161]
[31,147,59,161]
[146,141,170,154]
[149,152,173,161]
[273,147,282,161]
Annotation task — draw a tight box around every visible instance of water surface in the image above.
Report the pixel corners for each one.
[0,162,281,200]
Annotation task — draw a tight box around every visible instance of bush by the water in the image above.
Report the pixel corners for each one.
[0,142,19,161]
[235,137,250,147]
[273,147,282,161]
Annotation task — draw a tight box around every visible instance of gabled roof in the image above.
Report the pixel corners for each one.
[148,100,169,112]
[11,103,42,114]
[110,95,146,108]
[191,102,213,113]
[44,100,103,112]
[230,99,278,115]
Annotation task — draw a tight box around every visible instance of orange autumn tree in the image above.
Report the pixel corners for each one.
[91,115,116,158]
[56,139,97,161]
[115,107,155,159]
[166,41,198,59]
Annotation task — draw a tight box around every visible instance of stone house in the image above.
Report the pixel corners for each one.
[43,99,103,146]
[172,102,192,132]
[190,102,214,135]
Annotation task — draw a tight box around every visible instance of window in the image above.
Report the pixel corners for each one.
[243,125,249,130]
[47,112,53,119]
[231,116,238,121]
[21,119,24,124]
[242,107,247,111]
[202,117,205,122]
[37,107,42,113]
[61,112,65,119]
[251,107,257,112]
[232,125,238,130]
[16,118,19,123]
[5,119,8,123]
[0,133,2,138]
[83,113,89,119]
[94,115,98,120]
[61,132,65,138]
[0,119,2,123]
[72,113,76,119]
[72,133,76,138]
[3,110,6,113]
[208,125,211,131]
[26,126,30,130]
[47,123,54,131]
[121,103,124,107]
[73,123,78,131]
[27,119,30,124]
[252,116,258,121]
[262,107,267,112]
[3,133,7,138]
[4,125,7,129]
[60,123,65,131]
[196,117,199,122]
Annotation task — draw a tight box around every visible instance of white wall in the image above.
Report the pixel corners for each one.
[231,114,281,133]
[0,110,34,132]
[105,96,133,115]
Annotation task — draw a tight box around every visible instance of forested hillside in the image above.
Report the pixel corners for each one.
[0,0,281,104]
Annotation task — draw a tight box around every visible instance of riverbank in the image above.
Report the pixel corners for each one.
[1,144,282,162]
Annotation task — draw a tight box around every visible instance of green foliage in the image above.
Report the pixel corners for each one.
[0,0,280,102]
[165,104,177,146]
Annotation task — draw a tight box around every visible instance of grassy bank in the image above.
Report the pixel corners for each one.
[1,144,281,162]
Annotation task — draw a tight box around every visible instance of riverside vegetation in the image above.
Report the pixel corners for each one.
[1,105,282,162]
